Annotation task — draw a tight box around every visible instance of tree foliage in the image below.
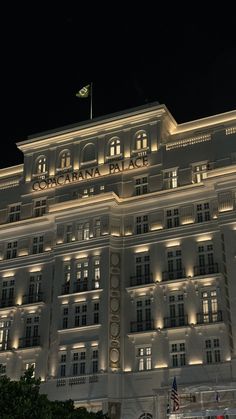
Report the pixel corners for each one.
[0,366,109,419]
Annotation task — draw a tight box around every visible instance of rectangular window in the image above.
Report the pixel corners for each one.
[196,202,210,223]
[92,349,99,373]
[205,339,221,364]
[65,225,73,243]
[136,215,148,234]
[136,298,152,331]
[0,320,11,350]
[34,199,47,217]
[196,244,216,275]
[93,302,99,324]
[74,304,87,327]
[163,169,178,189]
[135,255,150,285]
[6,241,17,259]
[93,259,100,289]
[170,342,186,367]
[1,279,15,308]
[201,289,218,323]
[192,163,208,183]
[94,219,101,238]
[60,363,66,377]
[166,209,179,228]
[137,346,152,371]
[32,236,44,254]
[75,261,89,292]
[62,307,68,329]
[8,204,21,222]
[167,294,185,328]
[135,177,148,196]
[166,249,183,280]
[28,273,42,303]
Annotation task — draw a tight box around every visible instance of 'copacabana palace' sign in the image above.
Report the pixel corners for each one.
[32,156,148,191]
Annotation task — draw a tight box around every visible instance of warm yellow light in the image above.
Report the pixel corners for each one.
[124,151,130,158]
[73,344,85,349]
[189,313,196,324]
[98,157,104,164]
[45,246,51,251]
[151,144,158,152]
[186,268,194,277]
[2,272,15,278]
[18,250,29,257]
[16,297,22,305]
[134,246,149,253]
[155,363,168,369]
[124,367,131,372]
[196,235,212,242]
[166,241,180,248]
[29,267,42,273]
[74,298,86,303]
[62,300,69,305]
[75,253,88,259]
[59,346,67,351]
[150,224,163,231]
[189,359,203,365]
[91,341,98,347]
[57,240,63,244]
[181,219,194,225]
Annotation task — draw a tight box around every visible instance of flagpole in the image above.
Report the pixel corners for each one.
[90,82,93,120]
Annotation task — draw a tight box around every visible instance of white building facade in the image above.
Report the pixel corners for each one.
[0,103,236,418]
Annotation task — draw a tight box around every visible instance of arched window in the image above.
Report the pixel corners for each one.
[135,132,148,150]
[109,138,121,156]
[59,150,71,168]
[82,143,96,162]
[139,414,152,419]
[36,156,47,174]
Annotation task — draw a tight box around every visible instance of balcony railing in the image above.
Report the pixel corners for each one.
[18,336,40,348]
[61,280,100,295]
[22,293,43,305]
[0,298,15,308]
[163,315,188,328]
[197,310,223,324]
[130,273,154,287]
[61,283,70,295]
[73,281,88,293]
[162,268,186,281]
[194,263,219,276]
[130,319,154,333]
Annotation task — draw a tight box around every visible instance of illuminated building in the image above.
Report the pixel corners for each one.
[0,102,236,418]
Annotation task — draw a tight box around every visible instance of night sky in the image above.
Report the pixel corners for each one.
[1,5,236,169]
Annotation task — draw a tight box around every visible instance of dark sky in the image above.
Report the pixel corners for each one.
[1,5,236,169]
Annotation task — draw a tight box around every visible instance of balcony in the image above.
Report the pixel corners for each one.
[18,336,40,348]
[163,315,188,328]
[162,268,186,281]
[194,263,219,276]
[73,281,88,293]
[22,293,44,305]
[61,280,101,295]
[0,298,15,308]
[130,319,154,333]
[197,310,223,324]
[130,273,154,287]
[61,283,70,295]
